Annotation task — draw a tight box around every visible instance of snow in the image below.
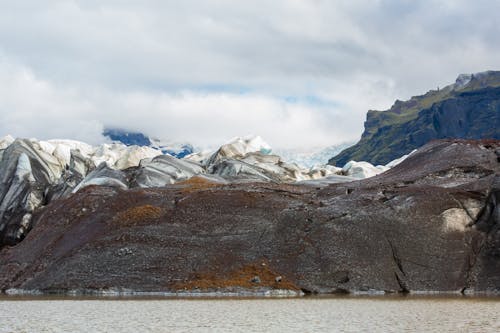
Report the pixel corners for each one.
[44,141,161,170]
[72,163,129,193]
[113,145,162,170]
[47,139,94,157]
[3,134,416,192]
[0,135,15,149]
[308,165,341,180]
[274,142,354,168]
[338,151,420,179]
[15,153,35,181]
[74,177,128,192]
[149,138,194,158]
[211,159,274,182]
[36,140,57,155]
[385,150,417,168]
[7,138,161,180]
[184,150,214,165]
[218,135,272,158]
[25,141,64,182]
[134,155,205,187]
[53,144,72,167]
[342,161,386,179]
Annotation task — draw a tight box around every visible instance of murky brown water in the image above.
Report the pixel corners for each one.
[0,296,499,332]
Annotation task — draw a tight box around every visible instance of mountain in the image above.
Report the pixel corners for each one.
[102,128,152,146]
[329,71,500,166]
[103,128,195,158]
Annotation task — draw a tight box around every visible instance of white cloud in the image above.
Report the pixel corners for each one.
[0,59,102,143]
[0,1,499,148]
[0,60,362,148]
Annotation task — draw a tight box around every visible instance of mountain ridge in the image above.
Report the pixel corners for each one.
[329,71,500,166]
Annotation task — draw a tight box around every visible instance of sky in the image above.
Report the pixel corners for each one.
[1,0,500,149]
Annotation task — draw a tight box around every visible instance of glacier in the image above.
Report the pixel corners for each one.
[0,133,406,247]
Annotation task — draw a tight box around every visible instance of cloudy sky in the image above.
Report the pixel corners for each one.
[1,0,499,149]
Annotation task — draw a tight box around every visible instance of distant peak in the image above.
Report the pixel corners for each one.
[103,128,151,146]
[102,127,195,158]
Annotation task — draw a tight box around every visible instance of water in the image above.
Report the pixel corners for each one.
[0,296,499,332]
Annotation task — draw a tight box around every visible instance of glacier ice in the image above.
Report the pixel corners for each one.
[0,133,410,247]
[341,161,387,179]
[132,155,205,188]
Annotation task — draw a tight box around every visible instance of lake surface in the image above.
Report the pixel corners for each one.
[0,296,499,332]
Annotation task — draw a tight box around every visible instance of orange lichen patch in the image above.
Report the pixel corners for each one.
[173,263,299,291]
[177,176,223,193]
[112,205,164,226]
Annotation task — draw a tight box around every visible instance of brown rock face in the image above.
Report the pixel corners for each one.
[0,140,499,295]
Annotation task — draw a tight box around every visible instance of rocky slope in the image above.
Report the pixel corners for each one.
[329,71,500,166]
[0,139,498,295]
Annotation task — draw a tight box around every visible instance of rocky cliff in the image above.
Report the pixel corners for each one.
[0,139,498,295]
[329,71,500,166]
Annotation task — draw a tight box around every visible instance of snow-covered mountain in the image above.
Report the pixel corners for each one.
[103,128,195,158]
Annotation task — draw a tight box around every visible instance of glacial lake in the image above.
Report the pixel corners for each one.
[0,296,499,332]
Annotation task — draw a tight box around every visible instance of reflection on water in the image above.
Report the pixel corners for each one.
[0,296,499,332]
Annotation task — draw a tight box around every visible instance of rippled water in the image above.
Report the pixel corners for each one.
[0,296,499,332]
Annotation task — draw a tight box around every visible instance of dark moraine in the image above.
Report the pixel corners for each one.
[0,139,499,295]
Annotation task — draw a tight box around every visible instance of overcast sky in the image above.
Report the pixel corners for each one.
[1,0,499,149]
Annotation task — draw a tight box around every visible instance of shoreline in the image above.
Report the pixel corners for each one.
[1,288,500,300]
